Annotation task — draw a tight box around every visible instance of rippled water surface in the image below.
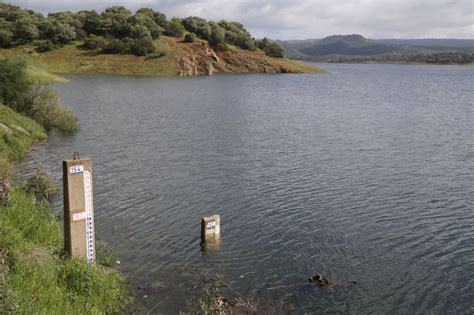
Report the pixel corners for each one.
[16,64,474,314]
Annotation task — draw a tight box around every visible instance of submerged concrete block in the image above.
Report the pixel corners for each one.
[201,214,220,242]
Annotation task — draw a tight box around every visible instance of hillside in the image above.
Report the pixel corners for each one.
[281,34,474,64]
[300,34,394,56]
[0,37,326,76]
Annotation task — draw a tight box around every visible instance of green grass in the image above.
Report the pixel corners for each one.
[25,65,68,84]
[0,190,130,314]
[0,104,47,177]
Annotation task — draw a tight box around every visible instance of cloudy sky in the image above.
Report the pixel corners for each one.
[9,0,474,40]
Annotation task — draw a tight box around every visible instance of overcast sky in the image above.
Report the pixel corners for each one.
[9,0,474,40]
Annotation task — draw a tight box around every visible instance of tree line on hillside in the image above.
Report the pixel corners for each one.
[303,51,474,65]
[0,3,284,57]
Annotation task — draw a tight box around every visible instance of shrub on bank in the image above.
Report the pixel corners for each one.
[23,170,57,201]
[15,87,78,133]
[53,107,78,134]
[81,34,107,50]
[184,33,197,43]
[0,60,31,106]
[34,40,56,53]
[0,60,78,134]
[96,241,117,267]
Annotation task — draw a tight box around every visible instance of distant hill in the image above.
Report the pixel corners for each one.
[300,34,395,56]
[280,34,474,64]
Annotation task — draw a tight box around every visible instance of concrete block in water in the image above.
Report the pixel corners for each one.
[201,214,220,241]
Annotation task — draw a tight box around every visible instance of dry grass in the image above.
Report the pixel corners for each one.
[0,37,178,77]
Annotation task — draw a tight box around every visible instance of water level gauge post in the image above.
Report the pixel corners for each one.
[63,154,96,263]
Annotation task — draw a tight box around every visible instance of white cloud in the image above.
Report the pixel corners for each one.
[12,0,474,39]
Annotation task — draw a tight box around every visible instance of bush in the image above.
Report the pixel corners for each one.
[53,107,78,133]
[34,40,56,53]
[96,241,116,267]
[15,87,78,133]
[0,29,14,48]
[81,34,106,50]
[129,36,155,56]
[16,88,58,131]
[23,169,57,201]
[184,33,196,43]
[102,38,129,54]
[0,59,32,106]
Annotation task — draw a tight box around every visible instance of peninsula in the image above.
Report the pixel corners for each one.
[0,3,326,76]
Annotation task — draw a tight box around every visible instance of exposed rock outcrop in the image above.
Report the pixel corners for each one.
[177,41,303,76]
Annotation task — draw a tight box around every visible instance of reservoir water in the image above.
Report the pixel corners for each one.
[16,63,473,313]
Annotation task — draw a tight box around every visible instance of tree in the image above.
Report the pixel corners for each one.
[13,18,39,43]
[48,11,85,39]
[101,6,132,38]
[130,24,151,39]
[80,10,104,35]
[166,18,184,38]
[130,14,162,39]
[182,16,212,41]
[218,20,256,50]
[135,8,167,29]
[51,21,76,44]
[209,22,226,50]
[257,37,270,50]
[265,42,284,58]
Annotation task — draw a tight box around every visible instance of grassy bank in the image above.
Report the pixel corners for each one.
[0,104,131,313]
[0,37,326,76]
[0,37,178,77]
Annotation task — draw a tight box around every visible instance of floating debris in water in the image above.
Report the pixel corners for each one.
[309,274,357,288]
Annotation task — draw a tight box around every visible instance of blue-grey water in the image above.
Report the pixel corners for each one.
[15,63,474,314]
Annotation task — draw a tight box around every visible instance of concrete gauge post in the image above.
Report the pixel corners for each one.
[63,153,95,263]
[201,214,221,242]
